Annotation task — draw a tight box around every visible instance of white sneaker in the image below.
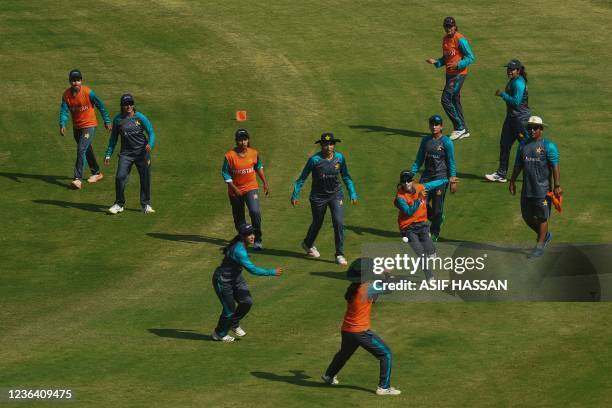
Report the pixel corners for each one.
[142,205,156,214]
[376,386,401,395]
[302,242,320,258]
[211,331,235,342]
[321,374,339,385]
[231,326,246,337]
[108,204,124,214]
[485,172,507,183]
[458,130,470,140]
[335,255,348,265]
[87,173,104,183]
[449,129,465,140]
[70,179,82,189]
[253,241,263,250]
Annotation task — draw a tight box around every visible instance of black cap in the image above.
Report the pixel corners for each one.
[443,16,456,27]
[315,132,341,144]
[120,94,135,106]
[429,114,443,125]
[238,223,255,236]
[235,128,250,140]
[347,257,375,282]
[69,69,82,81]
[400,170,414,183]
[505,59,523,70]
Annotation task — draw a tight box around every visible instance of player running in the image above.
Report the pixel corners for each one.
[104,94,156,214]
[211,223,282,342]
[291,132,358,265]
[322,258,401,396]
[410,115,458,241]
[426,16,475,141]
[222,129,270,250]
[486,59,531,183]
[58,69,112,189]
[509,116,561,258]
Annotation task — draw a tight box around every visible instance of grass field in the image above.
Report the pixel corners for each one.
[2,1,612,406]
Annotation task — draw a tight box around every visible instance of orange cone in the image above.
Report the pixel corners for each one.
[236,111,247,121]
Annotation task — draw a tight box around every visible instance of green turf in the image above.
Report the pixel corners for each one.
[2,1,612,406]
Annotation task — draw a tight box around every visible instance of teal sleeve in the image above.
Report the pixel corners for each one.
[457,37,475,70]
[231,243,276,276]
[292,156,315,200]
[339,153,357,200]
[222,158,232,182]
[59,98,70,128]
[500,77,526,107]
[423,179,448,191]
[434,57,445,68]
[255,154,263,170]
[411,138,426,174]
[544,140,560,166]
[88,90,111,125]
[105,115,121,157]
[136,112,156,149]
[443,138,457,177]
[395,196,421,216]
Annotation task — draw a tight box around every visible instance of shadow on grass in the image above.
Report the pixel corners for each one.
[148,328,212,341]
[349,125,425,138]
[345,225,397,238]
[147,233,228,246]
[32,199,140,214]
[310,271,348,281]
[259,248,337,264]
[1,172,73,188]
[251,370,372,393]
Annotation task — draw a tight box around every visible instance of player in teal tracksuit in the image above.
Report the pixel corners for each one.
[410,115,458,241]
[212,223,282,342]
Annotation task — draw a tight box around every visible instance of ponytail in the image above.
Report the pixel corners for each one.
[221,235,242,255]
[520,67,528,83]
[344,282,362,302]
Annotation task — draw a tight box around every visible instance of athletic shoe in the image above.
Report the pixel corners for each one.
[321,375,339,385]
[301,242,320,258]
[231,326,246,337]
[458,131,471,140]
[544,231,553,247]
[70,179,82,189]
[87,173,104,183]
[336,255,348,265]
[376,386,401,396]
[449,129,468,141]
[430,233,439,242]
[211,331,235,342]
[253,241,263,251]
[485,172,507,183]
[142,205,156,214]
[427,253,438,259]
[529,246,545,259]
[108,204,124,214]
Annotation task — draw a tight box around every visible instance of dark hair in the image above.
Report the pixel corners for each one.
[344,282,363,302]
[519,66,528,83]
[221,235,242,255]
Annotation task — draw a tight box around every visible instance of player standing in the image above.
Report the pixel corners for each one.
[104,94,156,214]
[486,59,531,183]
[410,115,458,241]
[291,132,358,265]
[509,116,561,258]
[211,223,282,342]
[222,129,269,250]
[426,16,475,141]
[58,69,112,189]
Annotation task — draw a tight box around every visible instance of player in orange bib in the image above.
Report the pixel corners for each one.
[321,258,401,396]
[58,69,112,189]
[426,16,475,141]
[222,129,269,250]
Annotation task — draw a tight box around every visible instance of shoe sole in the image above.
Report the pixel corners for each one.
[109,208,124,214]
[458,132,470,140]
[87,176,103,183]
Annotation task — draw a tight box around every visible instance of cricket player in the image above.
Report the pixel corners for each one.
[509,116,561,258]
[426,16,475,141]
[104,94,156,214]
[58,69,112,189]
[291,132,358,265]
[410,115,458,241]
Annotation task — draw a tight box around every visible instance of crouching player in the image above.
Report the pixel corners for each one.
[394,170,436,282]
[211,224,282,342]
[322,258,401,396]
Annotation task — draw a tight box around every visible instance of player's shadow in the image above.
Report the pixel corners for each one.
[148,328,213,341]
[310,271,348,281]
[147,233,228,246]
[251,370,372,393]
[32,199,139,213]
[259,248,337,264]
[345,225,397,238]
[0,172,72,188]
[349,125,425,138]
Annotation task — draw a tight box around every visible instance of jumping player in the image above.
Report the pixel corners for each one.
[291,132,358,265]
[410,115,458,241]
[509,116,561,258]
[58,69,112,189]
[222,129,269,250]
[322,258,401,396]
[212,223,282,342]
[426,16,475,141]
[486,59,531,183]
[104,94,156,214]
